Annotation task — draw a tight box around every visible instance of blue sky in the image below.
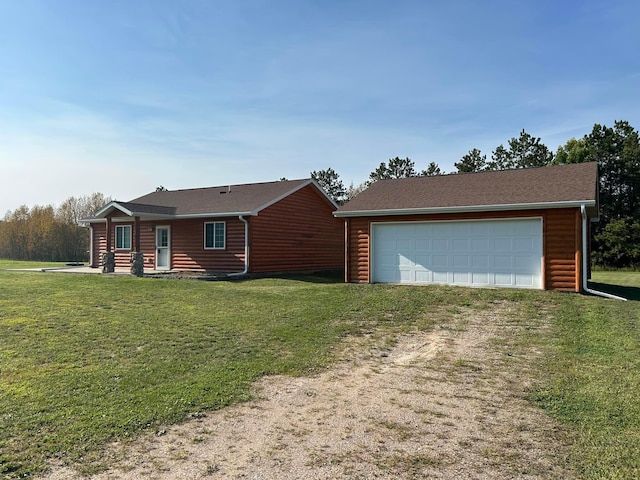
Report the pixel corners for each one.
[1,0,639,214]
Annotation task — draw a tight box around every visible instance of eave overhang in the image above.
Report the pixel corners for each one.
[81,210,258,224]
[334,200,598,218]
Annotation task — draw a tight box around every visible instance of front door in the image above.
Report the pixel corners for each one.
[156,226,170,270]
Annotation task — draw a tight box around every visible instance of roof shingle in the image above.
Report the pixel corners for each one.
[129,179,313,216]
[336,162,598,216]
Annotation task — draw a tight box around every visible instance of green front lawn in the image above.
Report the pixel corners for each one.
[0,261,509,477]
[0,261,638,478]
[533,271,640,479]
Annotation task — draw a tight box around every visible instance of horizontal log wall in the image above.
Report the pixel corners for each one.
[346,217,371,283]
[345,208,583,291]
[166,218,245,272]
[250,184,344,273]
[91,218,245,272]
[90,223,106,267]
[544,208,581,292]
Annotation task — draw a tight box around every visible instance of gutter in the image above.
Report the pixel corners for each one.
[227,215,249,276]
[334,200,597,218]
[580,205,626,301]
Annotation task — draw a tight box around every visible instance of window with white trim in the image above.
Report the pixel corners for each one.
[204,222,226,249]
[115,225,132,250]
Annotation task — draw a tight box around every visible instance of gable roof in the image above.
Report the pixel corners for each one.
[89,179,337,220]
[336,162,599,217]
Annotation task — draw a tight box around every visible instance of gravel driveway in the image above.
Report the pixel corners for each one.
[42,301,574,480]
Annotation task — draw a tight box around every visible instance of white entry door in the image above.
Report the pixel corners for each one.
[156,226,170,270]
[372,218,543,289]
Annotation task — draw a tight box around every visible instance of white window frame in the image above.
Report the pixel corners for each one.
[115,225,132,250]
[204,221,226,250]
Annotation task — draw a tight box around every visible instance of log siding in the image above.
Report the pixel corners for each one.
[250,184,343,273]
[89,183,343,274]
[90,222,107,268]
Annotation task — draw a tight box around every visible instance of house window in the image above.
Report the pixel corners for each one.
[115,225,132,250]
[204,222,225,249]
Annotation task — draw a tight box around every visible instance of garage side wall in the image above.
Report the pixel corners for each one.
[344,208,583,291]
[544,208,582,292]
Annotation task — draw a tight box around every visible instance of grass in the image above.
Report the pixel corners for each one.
[532,271,640,479]
[0,260,516,477]
[1,261,639,478]
[589,270,640,301]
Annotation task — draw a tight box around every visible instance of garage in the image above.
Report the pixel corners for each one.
[371,218,543,288]
[336,163,599,291]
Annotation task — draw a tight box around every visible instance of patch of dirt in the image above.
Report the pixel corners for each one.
[41,301,574,479]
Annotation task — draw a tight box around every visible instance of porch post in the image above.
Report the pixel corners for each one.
[130,216,144,277]
[102,217,115,273]
[105,217,112,251]
[134,216,141,252]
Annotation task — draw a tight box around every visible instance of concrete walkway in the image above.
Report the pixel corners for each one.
[8,266,173,275]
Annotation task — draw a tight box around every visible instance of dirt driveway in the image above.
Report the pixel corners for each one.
[43,301,574,479]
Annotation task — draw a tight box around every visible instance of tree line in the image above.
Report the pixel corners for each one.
[2,120,638,268]
[0,193,111,262]
[310,120,640,269]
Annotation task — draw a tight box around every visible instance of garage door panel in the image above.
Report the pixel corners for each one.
[399,269,413,282]
[472,272,489,284]
[453,255,469,267]
[514,255,535,269]
[416,270,431,282]
[515,273,534,287]
[514,238,534,251]
[396,239,411,250]
[494,222,513,235]
[470,222,490,235]
[372,219,542,289]
[415,254,430,266]
[415,239,430,250]
[452,223,470,235]
[415,224,433,235]
[432,271,448,283]
[399,255,412,267]
[377,267,398,283]
[472,255,489,268]
[453,272,469,284]
[432,238,447,250]
[432,255,448,267]
[379,239,397,250]
[378,253,398,268]
[494,238,512,251]
[495,272,513,286]
[471,238,489,250]
[452,238,469,251]
[494,255,512,268]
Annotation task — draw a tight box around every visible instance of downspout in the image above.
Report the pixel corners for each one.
[228,215,249,276]
[580,205,626,301]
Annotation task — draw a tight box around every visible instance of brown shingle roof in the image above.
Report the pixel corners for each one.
[336,162,598,217]
[129,179,314,216]
[87,179,334,220]
[114,202,177,216]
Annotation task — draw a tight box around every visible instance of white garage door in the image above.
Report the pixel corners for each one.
[372,218,543,289]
